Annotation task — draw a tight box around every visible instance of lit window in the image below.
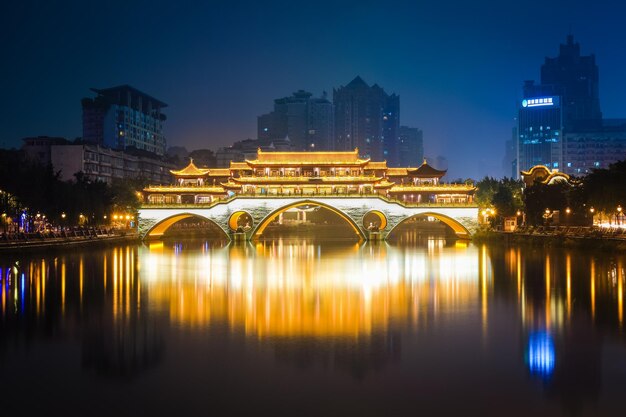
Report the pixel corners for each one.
[567,162,572,167]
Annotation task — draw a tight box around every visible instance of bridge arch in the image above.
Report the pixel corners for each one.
[251,200,366,240]
[144,212,230,240]
[387,211,471,239]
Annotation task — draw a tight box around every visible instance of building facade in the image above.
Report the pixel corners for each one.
[518,94,563,171]
[562,120,626,175]
[82,85,167,155]
[333,77,400,165]
[257,90,334,151]
[22,137,174,184]
[399,126,424,167]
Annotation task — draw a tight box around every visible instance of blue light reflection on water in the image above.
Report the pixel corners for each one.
[21,273,25,314]
[526,331,555,377]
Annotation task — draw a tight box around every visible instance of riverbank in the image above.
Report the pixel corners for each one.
[473,226,626,250]
[0,230,140,253]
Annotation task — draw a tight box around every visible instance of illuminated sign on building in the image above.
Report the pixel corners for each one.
[522,97,558,108]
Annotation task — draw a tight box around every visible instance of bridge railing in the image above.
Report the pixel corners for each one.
[141,193,478,209]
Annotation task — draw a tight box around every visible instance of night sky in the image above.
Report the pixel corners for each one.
[2,0,626,179]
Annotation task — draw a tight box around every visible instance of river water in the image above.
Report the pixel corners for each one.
[0,237,625,416]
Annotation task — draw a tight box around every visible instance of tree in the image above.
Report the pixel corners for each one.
[523,181,569,225]
[475,177,500,207]
[582,160,626,214]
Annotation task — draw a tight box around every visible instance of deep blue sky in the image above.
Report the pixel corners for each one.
[2,0,626,179]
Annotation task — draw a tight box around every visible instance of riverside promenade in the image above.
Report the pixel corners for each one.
[475,225,626,249]
[0,227,139,252]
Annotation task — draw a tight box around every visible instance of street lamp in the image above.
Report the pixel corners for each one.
[565,207,571,214]
[617,205,623,225]
[543,208,552,226]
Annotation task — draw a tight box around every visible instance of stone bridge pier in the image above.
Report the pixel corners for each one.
[138,197,479,241]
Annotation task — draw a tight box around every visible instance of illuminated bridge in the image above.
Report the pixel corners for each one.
[138,196,479,241]
[138,149,479,241]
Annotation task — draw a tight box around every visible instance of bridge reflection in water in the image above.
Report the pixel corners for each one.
[141,240,481,335]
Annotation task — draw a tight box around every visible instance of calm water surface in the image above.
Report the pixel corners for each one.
[0,237,625,416]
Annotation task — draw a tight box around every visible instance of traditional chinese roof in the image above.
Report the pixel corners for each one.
[365,161,387,170]
[407,159,447,178]
[229,176,383,185]
[143,185,226,194]
[386,167,408,176]
[245,148,370,166]
[207,168,231,177]
[387,184,475,193]
[520,165,571,186]
[229,162,250,170]
[170,159,210,177]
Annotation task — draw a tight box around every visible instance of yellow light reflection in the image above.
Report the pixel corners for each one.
[618,260,623,327]
[480,244,488,334]
[591,259,596,319]
[79,256,84,310]
[61,261,66,315]
[139,242,482,337]
[566,254,571,317]
[545,255,551,329]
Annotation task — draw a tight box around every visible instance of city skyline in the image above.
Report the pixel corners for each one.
[2,1,626,179]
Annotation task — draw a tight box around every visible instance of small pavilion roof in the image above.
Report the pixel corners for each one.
[520,165,571,185]
[170,159,210,177]
[407,159,447,178]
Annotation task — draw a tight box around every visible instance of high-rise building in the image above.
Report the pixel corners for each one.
[333,76,400,165]
[383,94,401,166]
[517,92,563,172]
[308,95,334,151]
[398,126,424,167]
[82,85,167,155]
[257,90,334,151]
[541,35,602,130]
[516,36,624,176]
